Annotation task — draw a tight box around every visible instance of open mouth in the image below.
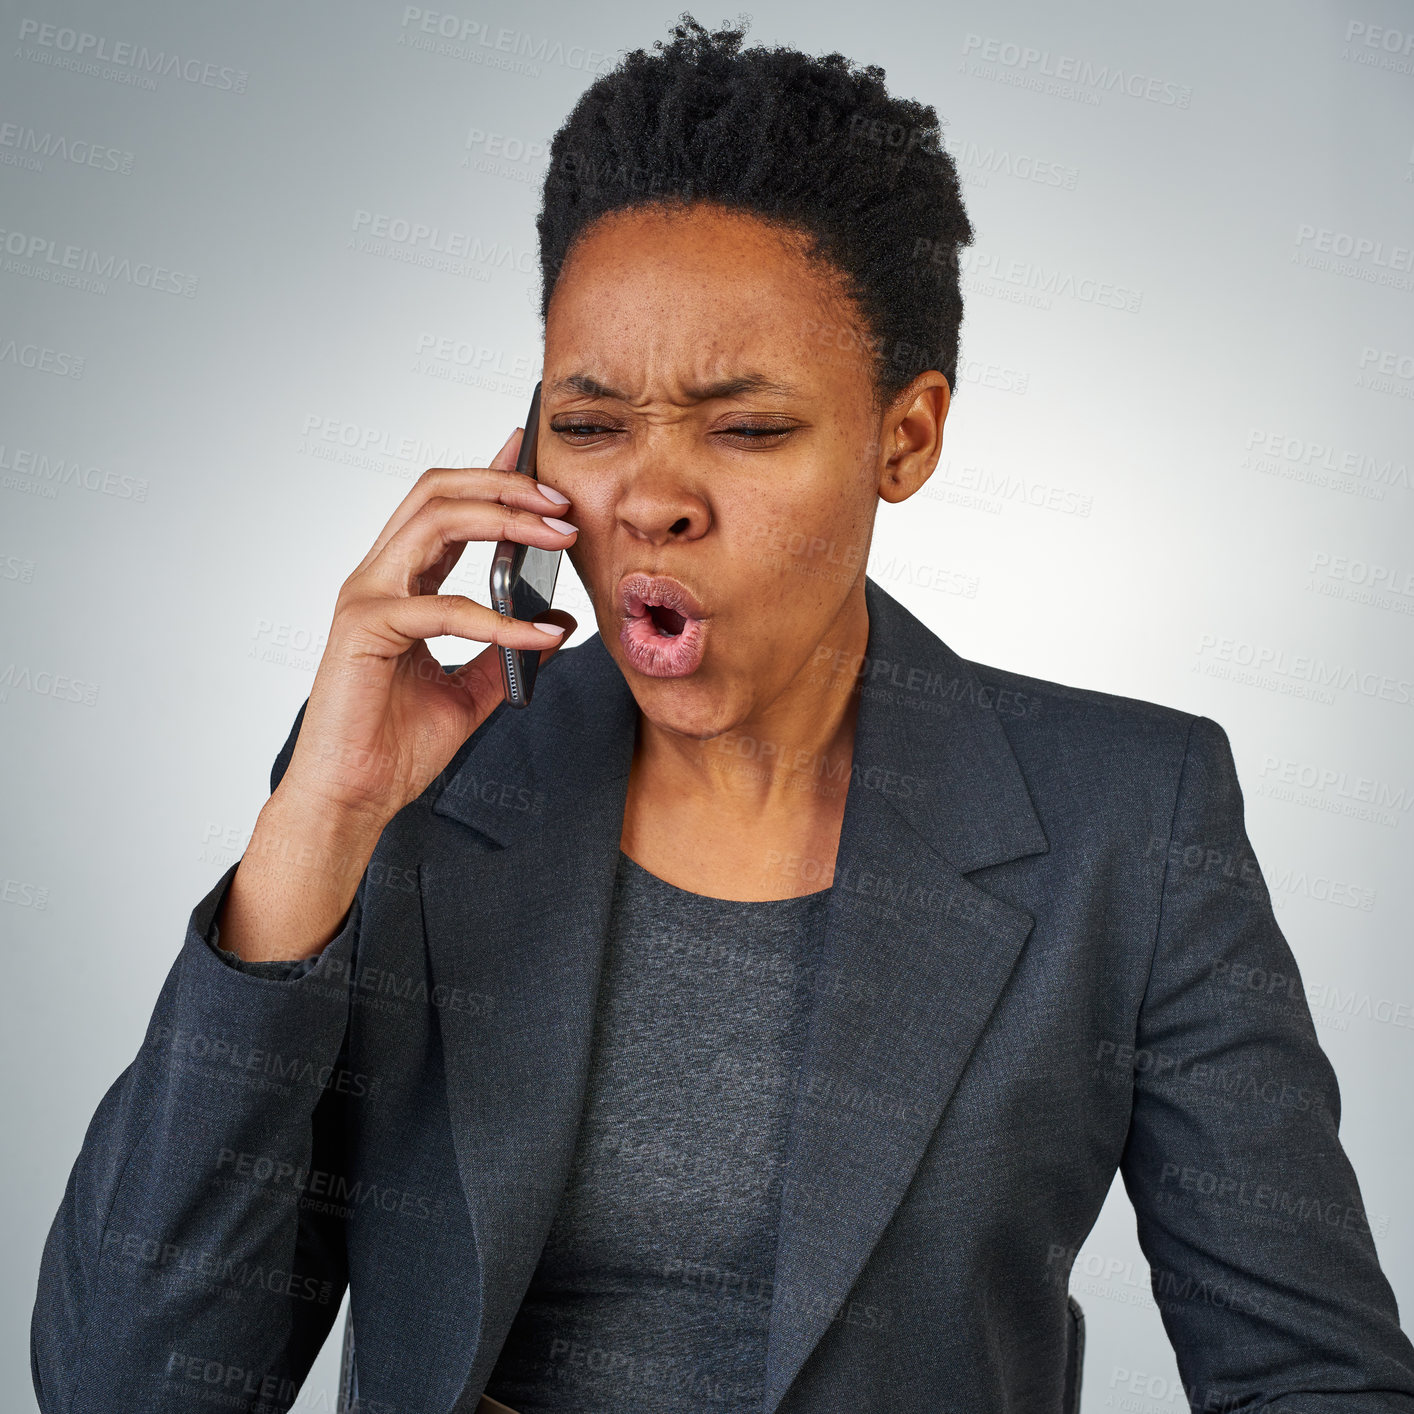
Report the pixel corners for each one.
[620,572,708,628]
[618,573,710,678]
[645,603,688,636]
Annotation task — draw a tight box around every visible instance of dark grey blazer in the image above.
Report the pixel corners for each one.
[32,576,1414,1413]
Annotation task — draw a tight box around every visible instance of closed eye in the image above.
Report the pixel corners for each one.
[550,420,797,445]
[717,424,794,443]
[551,421,620,441]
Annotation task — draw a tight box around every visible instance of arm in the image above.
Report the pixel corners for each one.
[203,700,331,982]
[1118,715,1414,1410]
[31,701,367,1413]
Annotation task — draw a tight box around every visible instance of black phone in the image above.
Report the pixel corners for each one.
[490,380,562,708]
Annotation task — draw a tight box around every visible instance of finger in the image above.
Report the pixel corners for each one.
[425,468,571,596]
[416,539,467,599]
[447,608,578,706]
[350,424,521,579]
[341,594,568,662]
[351,451,562,583]
[361,497,577,598]
[528,607,577,666]
[491,426,523,471]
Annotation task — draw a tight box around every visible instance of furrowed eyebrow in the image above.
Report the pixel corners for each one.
[551,371,799,402]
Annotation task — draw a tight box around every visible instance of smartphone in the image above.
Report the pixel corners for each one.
[490,379,562,708]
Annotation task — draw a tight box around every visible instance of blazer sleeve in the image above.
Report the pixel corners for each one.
[31,697,366,1414]
[1118,714,1414,1409]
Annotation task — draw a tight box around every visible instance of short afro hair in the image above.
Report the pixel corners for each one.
[536,13,976,407]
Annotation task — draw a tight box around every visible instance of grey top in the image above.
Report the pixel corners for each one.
[484,849,831,1414]
[208,850,832,1413]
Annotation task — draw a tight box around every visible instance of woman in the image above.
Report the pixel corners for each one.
[31,16,1414,1414]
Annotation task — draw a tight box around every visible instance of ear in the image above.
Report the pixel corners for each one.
[877,373,951,504]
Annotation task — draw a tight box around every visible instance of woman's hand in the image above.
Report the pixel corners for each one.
[216,428,579,962]
[276,426,580,833]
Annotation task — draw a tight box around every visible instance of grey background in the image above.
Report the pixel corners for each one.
[3,1,1411,1408]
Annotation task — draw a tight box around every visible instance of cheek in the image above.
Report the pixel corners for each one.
[742,501,856,584]
[564,540,600,597]
[765,466,870,544]
[549,472,613,550]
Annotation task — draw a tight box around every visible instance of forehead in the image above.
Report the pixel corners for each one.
[543,203,870,393]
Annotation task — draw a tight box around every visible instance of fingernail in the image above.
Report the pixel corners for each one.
[537,482,569,505]
[540,516,577,534]
[533,621,566,634]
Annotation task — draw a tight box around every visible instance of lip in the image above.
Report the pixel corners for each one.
[617,571,710,623]
[616,571,711,679]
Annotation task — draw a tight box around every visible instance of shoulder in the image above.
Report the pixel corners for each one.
[958,652,1224,810]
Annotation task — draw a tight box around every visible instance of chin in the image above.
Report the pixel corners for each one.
[625,669,739,742]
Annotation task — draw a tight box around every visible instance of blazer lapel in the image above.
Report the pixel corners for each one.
[761,578,1049,1412]
[418,632,639,1410]
[413,576,1050,1414]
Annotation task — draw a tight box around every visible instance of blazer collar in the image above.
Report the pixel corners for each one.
[419,575,1049,1412]
[430,575,1045,870]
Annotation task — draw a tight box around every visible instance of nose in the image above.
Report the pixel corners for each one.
[615,470,711,547]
